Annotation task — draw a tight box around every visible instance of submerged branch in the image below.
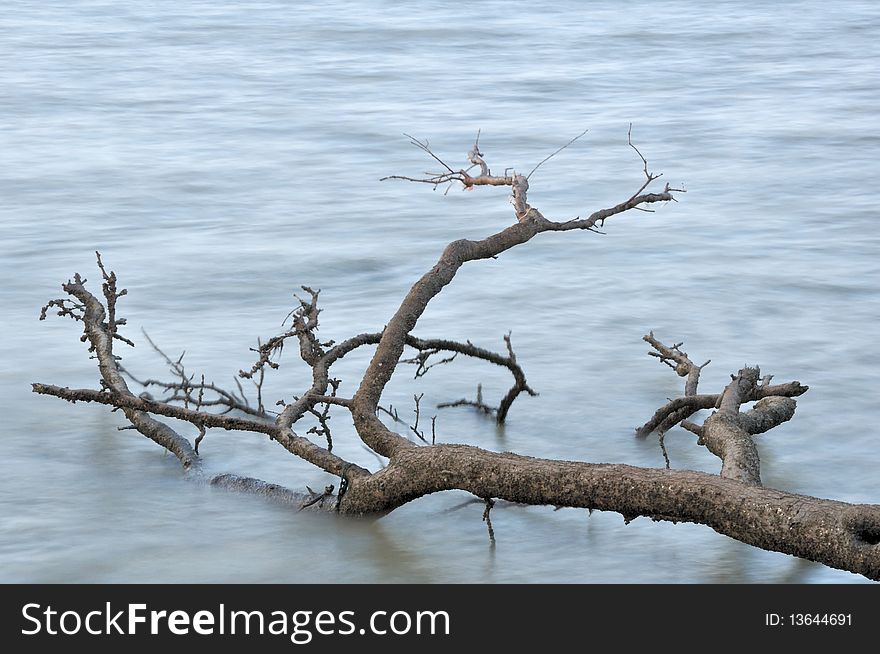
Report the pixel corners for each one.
[33,130,879,582]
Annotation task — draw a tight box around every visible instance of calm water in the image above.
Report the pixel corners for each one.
[2,1,879,583]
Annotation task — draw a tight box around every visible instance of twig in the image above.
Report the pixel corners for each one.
[644,331,710,397]
[401,349,457,378]
[299,484,335,510]
[483,498,496,546]
[120,338,268,419]
[437,384,497,416]
[403,133,456,175]
[39,297,85,323]
[628,123,653,182]
[95,251,133,347]
[194,374,206,453]
[410,393,428,443]
[194,423,207,454]
[306,378,340,451]
[241,285,325,380]
[658,430,671,469]
[378,404,403,424]
[526,128,589,180]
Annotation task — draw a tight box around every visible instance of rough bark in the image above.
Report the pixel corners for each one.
[340,445,880,581]
[33,132,880,581]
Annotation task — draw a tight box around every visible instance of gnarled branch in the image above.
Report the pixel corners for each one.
[33,131,880,581]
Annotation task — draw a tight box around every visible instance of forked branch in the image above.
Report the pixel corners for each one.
[33,131,880,581]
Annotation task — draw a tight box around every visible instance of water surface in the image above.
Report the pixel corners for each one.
[2,1,879,583]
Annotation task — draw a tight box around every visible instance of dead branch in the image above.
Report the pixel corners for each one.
[119,332,266,419]
[526,128,588,180]
[299,484,336,510]
[339,444,880,579]
[437,383,496,416]
[636,377,807,439]
[643,332,711,465]
[306,378,340,451]
[378,404,402,423]
[483,498,497,545]
[404,333,537,424]
[210,474,337,512]
[409,393,427,443]
[638,333,808,480]
[352,131,679,461]
[33,131,880,581]
[643,331,710,397]
[36,263,200,471]
[31,261,365,481]
[401,349,458,378]
[700,367,798,485]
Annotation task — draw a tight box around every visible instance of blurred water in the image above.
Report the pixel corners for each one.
[2,0,879,583]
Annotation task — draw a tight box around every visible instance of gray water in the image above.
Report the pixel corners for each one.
[2,1,879,583]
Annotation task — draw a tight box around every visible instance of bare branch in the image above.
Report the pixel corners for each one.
[36,267,199,470]
[680,420,703,437]
[403,133,456,175]
[299,484,336,510]
[467,142,489,177]
[211,474,337,512]
[378,404,402,424]
[32,383,277,436]
[636,381,808,438]
[340,444,880,580]
[637,333,807,440]
[410,393,427,443]
[120,337,269,419]
[401,333,537,423]
[437,392,496,416]
[526,128,588,180]
[34,133,880,582]
[194,423,207,454]
[306,378,340,451]
[95,251,132,347]
[658,431,671,469]
[628,122,653,182]
[643,331,709,396]
[40,297,85,323]
[241,286,324,382]
[483,498,497,546]
[701,367,782,486]
[401,349,457,378]
[549,129,683,232]
[355,132,681,454]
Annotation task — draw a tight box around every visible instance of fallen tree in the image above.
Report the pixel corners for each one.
[34,130,880,580]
